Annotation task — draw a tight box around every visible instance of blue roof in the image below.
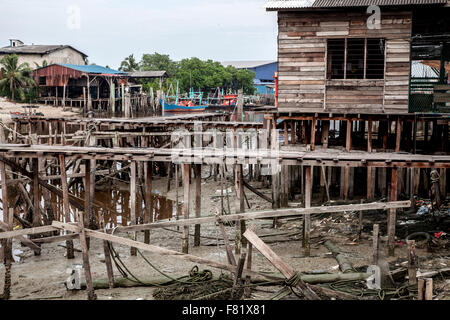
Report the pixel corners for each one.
[59,64,125,75]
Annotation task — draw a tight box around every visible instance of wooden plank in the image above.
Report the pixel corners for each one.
[76,210,96,300]
[388,168,398,257]
[0,222,41,254]
[182,163,190,254]
[194,164,201,247]
[104,201,412,235]
[243,229,320,300]
[51,221,278,282]
[130,161,137,256]
[407,240,417,285]
[59,154,74,259]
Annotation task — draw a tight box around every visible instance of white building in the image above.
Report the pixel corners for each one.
[0,39,88,68]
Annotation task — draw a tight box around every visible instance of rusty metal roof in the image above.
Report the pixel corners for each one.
[0,44,88,58]
[265,0,449,10]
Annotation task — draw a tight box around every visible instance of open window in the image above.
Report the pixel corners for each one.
[327,38,385,80]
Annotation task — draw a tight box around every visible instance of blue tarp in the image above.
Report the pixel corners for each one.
[59,64,125,75]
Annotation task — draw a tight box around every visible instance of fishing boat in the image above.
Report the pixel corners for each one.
[162,81,208,113]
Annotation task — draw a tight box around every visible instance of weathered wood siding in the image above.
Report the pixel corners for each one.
[277,10,412,114]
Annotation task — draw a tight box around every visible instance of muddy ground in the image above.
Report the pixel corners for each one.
[1,167,449,301]
[0,101,448,300]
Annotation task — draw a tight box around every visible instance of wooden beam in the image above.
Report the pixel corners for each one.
[130,161,137,256]
[182,163,190,254]
[243,228,320,300]
[194,164,201,247]
[76,210,96,300]
[51,221,278,282]
[303,166,312,256]
[0,221,41,254]
[144,161,152,244]
[59,154,74,259]
[388,168,398,257]
[0,201,412,240]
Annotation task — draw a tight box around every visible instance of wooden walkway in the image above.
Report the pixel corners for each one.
[0,144,449,168]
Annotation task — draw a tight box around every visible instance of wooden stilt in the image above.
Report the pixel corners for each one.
[194,164,201,247]
[182,163,190,254]
[346,120,352,152]
[425,278,433,300]
[84,160,91,248]
[130,161,137,256]
[244,241,253,298]
[372,224,379,265]
[58,155,74,259]
[99,212,114,289]
[303,166,312,256]
[407,240,417,285]
[388,168,398,257]
[76,210,97,300]
[235,164,245,254]
[144,161,152,244]
[310,117,316,151]
[0,131,12,299]
[395,118,402,152]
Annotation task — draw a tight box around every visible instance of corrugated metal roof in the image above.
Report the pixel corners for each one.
[127,71,168,78]
[411,60,439,78]
[221,60,277,69]
[265,0,448,9]
[0,45,88,58]
[59,64,125,75]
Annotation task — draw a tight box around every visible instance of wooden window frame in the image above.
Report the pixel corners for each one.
[327,38,385,80]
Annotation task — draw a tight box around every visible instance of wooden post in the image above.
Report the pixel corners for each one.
[244,241,253,298]
[407,240,417,285]
[235,164,245,254]
[395,118,402,152]
[283,120,288,145]
[372,224,379,265]
[418,278,425,300]
[346,120,352,152]
[425,278,433,300]
[76,210,97,300]
[84,160,91,247]
[310,117,316,151]
[367,120,374,200]
[182,163,190,254]
[290,120,295,144]
[303,166,312,256]
[243,229,320,300]
[0,130,12,299]
[32,158,41,229]
[130,161,137,256]
[99,212,114,289]
[59,155,74,259]
[194,164,201,247]
[144,161,152,244]
[388,168,398,257]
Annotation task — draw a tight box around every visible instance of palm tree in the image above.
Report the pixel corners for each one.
[119,54,139,72]
[0,54,36,101]
[34,60,52,69]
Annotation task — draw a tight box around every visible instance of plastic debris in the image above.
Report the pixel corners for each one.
[417,205,429,215]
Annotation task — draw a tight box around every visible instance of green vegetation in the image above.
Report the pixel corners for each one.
[0,54,36,102]
[119,53,255,95]
[119,54,140,72]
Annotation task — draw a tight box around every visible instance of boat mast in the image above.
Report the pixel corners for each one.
[175,80,179,105]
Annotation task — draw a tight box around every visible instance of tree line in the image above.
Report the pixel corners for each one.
[119,53,256,95]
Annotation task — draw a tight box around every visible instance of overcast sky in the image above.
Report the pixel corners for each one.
[0,0,277,69]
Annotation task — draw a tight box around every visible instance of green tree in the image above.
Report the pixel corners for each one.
[119,54,140,72]
[140,52,177,76]
[0,54,36,101]
[34,60,52,69]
